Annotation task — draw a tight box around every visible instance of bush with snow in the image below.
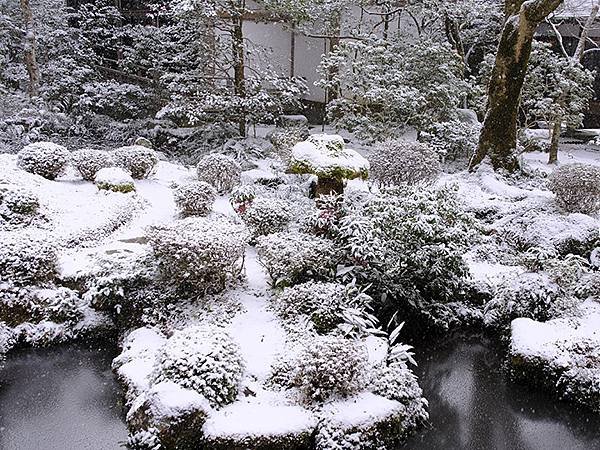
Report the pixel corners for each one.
[0,230,58,285]
[275,281,371,334]
[370,362,429,431]
[484,272,579,328]
[420,120,481,161]
[113,145,159,179]
[95,167,136,193]
[147,217,248,293]
[0,283,83,326]
[197,153,241,193]
[256,231,337,287]
[269,127,308,161]
[369,139,440,186]
[548,163,600,214]
[241,197,292,239]
[336,185,475,323]
[173,181,216,216]
[16,142,70,180]
[0,186,39,226]
[71,148,114,181]
[151,325,244,407]
[229,184,258,215]
[288,336,368,403]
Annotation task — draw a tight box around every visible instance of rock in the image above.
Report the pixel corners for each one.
[510,300,600,412]
[315,393,410,450]
[128,381,212,449]
[202,402,315,450]
[456,108,479,125]
[134,137,153,149]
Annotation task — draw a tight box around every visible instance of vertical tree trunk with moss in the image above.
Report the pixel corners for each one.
[469,0,564,172]
[19,0,40,98]
[232,2,246,137]
[548,119,561,164]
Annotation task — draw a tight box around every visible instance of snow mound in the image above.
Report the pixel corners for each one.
[291,134,369,178]
[321,392,404,429]
[95,167,135,186]
[128,381,211,422]
[112,327,167,398]
[202,402,315,440]
[511,300,600,365]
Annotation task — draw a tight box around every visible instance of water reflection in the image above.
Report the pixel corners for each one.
[404,334,600,450]
[0,343,127,450]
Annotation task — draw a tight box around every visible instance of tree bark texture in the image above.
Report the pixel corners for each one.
[470,0,564,172]
[19,0,40,98]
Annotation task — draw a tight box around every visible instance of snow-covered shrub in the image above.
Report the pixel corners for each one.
[151,325,244,407]
[0,321,15,355]
[420,120,481,161]
[95,167,136,193]
[275,281,371,333]
[197,153,241,193]
[147,217,248,292]
[548,164,600,214]
[0,230,58,285]
[0,186,40,217]
[370,363,429,432]
[556,339,600,412]
[173,181,216,216]
[484,272,579,327]
[337,185,475,321]
[268,127,308,161]
[289,336,368,403]
[229,184,257,215]
[575,272,600,300]
[256,231,337,287]
[241,197,292,239]
[113,145,159,179]
[71,148,114,181]
[16,142,70,180]
[0,284,83,326]
[84,249,159,316]
[369,140,440,186]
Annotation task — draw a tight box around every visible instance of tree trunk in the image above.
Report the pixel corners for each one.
[469,0,564,172]
[548,119,560,164]
[574,1,599,62]
[232,11,246,137]
[19,0,40,98]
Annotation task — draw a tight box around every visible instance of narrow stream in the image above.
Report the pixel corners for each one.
[403,334,600,450]
[0,343,127,450]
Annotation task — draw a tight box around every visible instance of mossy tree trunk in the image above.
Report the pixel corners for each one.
[19,0,40,98]
[469,0,564,172]
[232,1,246,137]
[548,119,561,164]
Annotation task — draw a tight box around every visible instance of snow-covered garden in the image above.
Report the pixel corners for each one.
[1,0,600,449]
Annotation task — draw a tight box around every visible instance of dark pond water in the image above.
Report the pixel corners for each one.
[1,336,599,450]
[404,334,600,450]
[0,343,127,450]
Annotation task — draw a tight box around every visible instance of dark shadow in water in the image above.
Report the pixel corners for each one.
[0,342,127,450]
[403,334,600,450]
